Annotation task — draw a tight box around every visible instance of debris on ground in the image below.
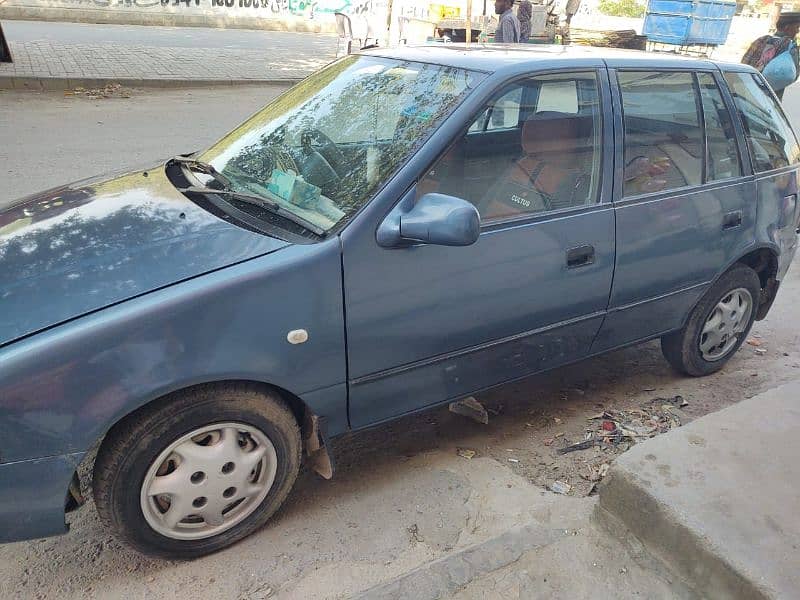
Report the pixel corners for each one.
[457,448,476,460]
[585,396,692,450]
[407,524,424,543]
[507,458,520,463]
[557,435,596,455]
[747,338,762,347]
[449,396,489,424]
[64,83,132,99]
[549,480,572,495]
[755,348,768,355]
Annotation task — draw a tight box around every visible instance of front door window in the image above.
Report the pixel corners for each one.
[418,72,603,222]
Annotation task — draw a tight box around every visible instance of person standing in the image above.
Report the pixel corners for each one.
[494,0,521,43]
[742,12,800,100]
[518,0,533,43]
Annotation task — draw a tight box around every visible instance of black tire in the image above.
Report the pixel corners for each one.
[93,384,301,559]
[661,264,761,377]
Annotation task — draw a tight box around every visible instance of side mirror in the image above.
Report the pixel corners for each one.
[377,190,481,248]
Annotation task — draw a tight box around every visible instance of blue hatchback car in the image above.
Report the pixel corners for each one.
[1,45,798,558]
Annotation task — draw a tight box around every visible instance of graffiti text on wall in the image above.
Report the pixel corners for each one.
[61,0,378,14]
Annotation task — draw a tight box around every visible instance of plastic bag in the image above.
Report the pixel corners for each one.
[762,43,797,92]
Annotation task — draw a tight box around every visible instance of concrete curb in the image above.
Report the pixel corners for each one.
[354,523,568,600]
[0,75,303,91]
[595,481,762,600]
[594,382,800,600]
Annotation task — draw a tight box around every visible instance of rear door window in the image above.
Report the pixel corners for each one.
[723,71,800,172]
[619,71,704,196]
[697,73,742,181]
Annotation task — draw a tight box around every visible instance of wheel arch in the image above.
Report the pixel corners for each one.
[73,378,331,506]
[680,245,781,330]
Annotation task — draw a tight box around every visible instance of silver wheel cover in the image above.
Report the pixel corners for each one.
[140,422,277,540]
[699,287,753,362]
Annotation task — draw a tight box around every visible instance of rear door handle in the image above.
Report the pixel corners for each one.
[723,210,743,230]
[566,244,595,269]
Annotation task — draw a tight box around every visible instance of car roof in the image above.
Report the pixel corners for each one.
[362,44,753,75]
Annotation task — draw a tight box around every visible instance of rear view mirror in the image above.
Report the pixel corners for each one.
[377,190,480,248]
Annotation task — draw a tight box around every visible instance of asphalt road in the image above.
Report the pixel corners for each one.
[1,84,800,599]
[1,19,336,50]
[0,85,290,203]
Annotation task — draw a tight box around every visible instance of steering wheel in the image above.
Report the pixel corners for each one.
[301,129,348,178]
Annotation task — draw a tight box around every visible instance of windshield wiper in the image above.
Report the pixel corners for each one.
[170,155,234,190]
[179,186,326,236]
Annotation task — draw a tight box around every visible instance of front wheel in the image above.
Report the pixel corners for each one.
[93,385,301,558]
[661,264,761,377]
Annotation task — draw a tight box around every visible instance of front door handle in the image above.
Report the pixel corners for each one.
[566,244,595,269]
[723,210,743,230]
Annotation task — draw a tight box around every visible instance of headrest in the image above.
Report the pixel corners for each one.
[521,111,588,156]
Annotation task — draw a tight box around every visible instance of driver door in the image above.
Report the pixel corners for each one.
[342,69,617,429]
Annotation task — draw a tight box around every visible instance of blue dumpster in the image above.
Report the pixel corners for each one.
[643,0,737,46]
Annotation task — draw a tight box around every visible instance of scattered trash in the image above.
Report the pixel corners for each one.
[508,458,520,463]
[755,348,767,355]
[648,395,688,408]
[642,387,656,392]
[746,338,762,347]
[557,435,596,455]
[554,417,563,424]
[662,405,692,425]
[619,567,628,575]
[407,524,424,543]
[589,397,691,449]
[449,396,489,424]
[581,462,610,482]
[487,404,504,417]
[549,480,572,495]
[543,437,555,446]
[457,448,476,460]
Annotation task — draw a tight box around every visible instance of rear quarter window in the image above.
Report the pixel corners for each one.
[723,71,800,172]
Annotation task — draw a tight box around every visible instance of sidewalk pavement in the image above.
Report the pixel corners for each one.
[0,20,337,89]
[598,380,800,599]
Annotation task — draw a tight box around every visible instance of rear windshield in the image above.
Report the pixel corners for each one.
[724,72,800,173]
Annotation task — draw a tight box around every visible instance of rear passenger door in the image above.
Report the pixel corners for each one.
[593,68,756,352]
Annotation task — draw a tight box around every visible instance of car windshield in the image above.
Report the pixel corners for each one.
[196,55,485,233]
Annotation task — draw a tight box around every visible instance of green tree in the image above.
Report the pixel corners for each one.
[597,0,646,18]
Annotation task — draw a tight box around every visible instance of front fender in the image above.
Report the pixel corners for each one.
[0,240,347,464]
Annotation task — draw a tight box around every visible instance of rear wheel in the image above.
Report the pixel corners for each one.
[93,384,300,559]
[661,264,761,376]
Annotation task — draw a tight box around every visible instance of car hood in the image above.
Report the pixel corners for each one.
[0,166,290,347]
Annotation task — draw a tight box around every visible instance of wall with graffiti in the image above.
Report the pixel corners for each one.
[0,0,388,32]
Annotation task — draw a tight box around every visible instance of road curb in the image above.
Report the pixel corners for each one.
[0,75,303,91]
[594,382,800,600]
[354,523,568,600]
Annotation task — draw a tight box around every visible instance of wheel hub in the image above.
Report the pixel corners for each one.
[140,423,277,540]
[699,287,753,362]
